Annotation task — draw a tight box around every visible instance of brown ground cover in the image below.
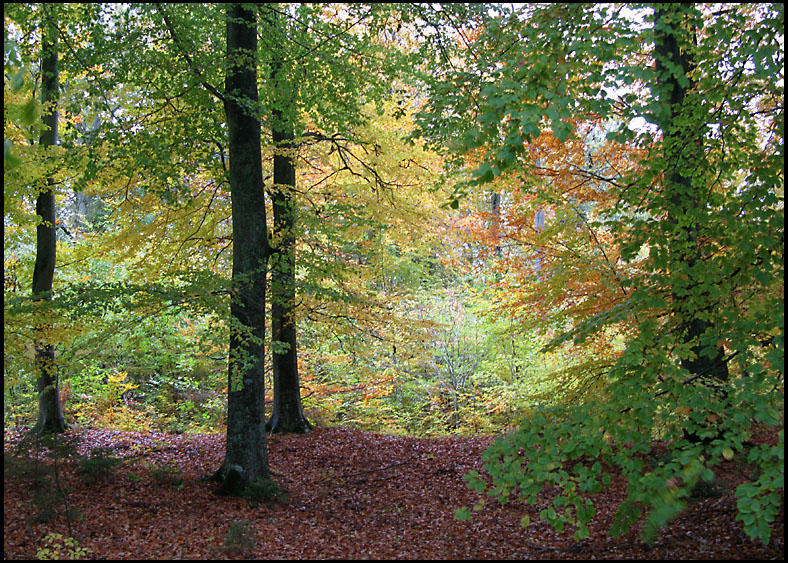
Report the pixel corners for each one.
[3,425,783,559]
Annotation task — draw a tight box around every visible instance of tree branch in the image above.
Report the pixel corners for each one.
[155,4,225,104]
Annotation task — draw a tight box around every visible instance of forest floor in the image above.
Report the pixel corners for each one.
[3,424,784,560]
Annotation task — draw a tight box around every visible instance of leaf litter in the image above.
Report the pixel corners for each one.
[3,426,783,559]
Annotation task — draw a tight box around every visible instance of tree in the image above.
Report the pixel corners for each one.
[651,3,730,422]
[417,2,783,544]
[264,5,310,434]
[259,4,416,433]
[32,3,67,435]
[449,124,636,417]
[415,290,486,431]
[212,3,271,491]
[5,3,115,431]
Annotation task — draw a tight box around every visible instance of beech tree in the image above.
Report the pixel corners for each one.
[212,2,271,491]
[264,5,310,434]
[3,2,781,542]
[260,4,409,433]
[651,3,730,437]
[417,2,784,544]
[31,3,67,434]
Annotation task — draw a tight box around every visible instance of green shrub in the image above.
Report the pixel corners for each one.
[5,436,81,525]
[36,533,91,560]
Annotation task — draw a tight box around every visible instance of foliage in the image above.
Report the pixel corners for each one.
[146,462,184,488]
[75,446,123,484]
[735,430,785,544]
[242,477,289,507]
[416,2,784,545]
[4,431,82,532]
[3,1,783,550]
[36,533,92,561]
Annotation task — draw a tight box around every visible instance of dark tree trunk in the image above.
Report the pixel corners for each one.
[653,4,729,440]
[33,4,66,435]
[267,121,311,434]
[266,9,311,434]
[490,191,502,256]
[213,3,271,492]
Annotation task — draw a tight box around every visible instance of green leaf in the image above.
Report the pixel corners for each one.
[4,139,21,169]
[21,98,40,125]
[10,68,26,92]
[454,507,472,522]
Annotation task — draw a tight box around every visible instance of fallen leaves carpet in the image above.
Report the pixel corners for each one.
[3,426,784,559]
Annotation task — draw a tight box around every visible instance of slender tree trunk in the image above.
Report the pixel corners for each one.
[267,122,311,433]
[33,3,66,435]
[266,6,311,434]
[653,4,729,435]
[213,3,270,492]
[490,191,502,256]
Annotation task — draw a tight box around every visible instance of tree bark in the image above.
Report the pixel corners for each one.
[653,4,729,438]
[267,122,312,433]
[213,3,271,492]
[266,7,311,434]
[33,3,67,435]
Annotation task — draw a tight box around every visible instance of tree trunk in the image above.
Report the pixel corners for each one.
[213,3,270,492]
[33,4,66,435]
[266,7,311,434]
[490,191,502,256]
[653,4,729,438]
[267,123,311,433]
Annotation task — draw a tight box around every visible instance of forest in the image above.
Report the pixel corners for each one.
[3,3,784,560]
